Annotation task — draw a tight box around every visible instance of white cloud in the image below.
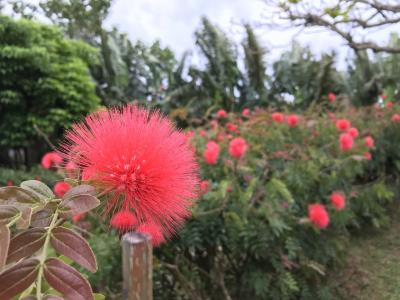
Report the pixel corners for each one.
[104,0,400,69]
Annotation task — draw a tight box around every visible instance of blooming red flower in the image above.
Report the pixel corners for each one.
[330,192,346,210]
[53,182,71,198]
[272,112,285,123]
[308,204,329,229]
[242,108,250,117]
[226,122,238,132]
[364,136,374,148]
[348,127,359,138]
[210,120,218,129]
[200,180,210,195]
[216,109,228,118]
[62,105,199,239]
[391,114,400,122]
[204,141,220,165]
[72,213,86,223]
[386,101,394,109]
[199,130,206,137]
[137,222,165,246]
[287,114,299,127]
[364,152,372,160]
[336,119,351,132]
[65,161,75,172]
[217,133,226,142]
[229,137,248,158]
[184,130,195,144]
[328,92,336,102]
[339,133,354,151]
[111,210,138,230]
[41,151,62,169]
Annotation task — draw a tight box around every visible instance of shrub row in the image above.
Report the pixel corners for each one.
[152,103,400,300]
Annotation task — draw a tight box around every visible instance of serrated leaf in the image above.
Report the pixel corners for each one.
[0,258,39,299]
[59,194,100,218]
[0,187,39,205]
[51,227,97,272]
[0,225,10,270]
[63,185,96,200]
[7,228,46,263]
[20,180,55,202]
[17,207,33,229]
[0,205,21,225]
[44,258,94,300]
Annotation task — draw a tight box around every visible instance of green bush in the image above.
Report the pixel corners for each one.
[0,166,62,187]
[151,103,400,299]
[0,15,100,150]
[3,102,399,299]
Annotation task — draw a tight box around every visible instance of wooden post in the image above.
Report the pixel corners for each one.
[122,232,153,300]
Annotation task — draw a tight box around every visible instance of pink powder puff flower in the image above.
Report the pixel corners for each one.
[229,137,248,158]
[61,105,199,241]
[308,204,329,229]
[204,141,220,165]
[339,133,354,151]
[53,182,71,197]
[41,151,62,169]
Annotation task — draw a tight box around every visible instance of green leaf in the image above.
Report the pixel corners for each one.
[0,258,39,299]
[0,225,10,270]
[51,226,97,272]
[7,228,46,263]
[267,178,294,204]
[94,294,105,300]
[20,180,55,202]
[44,258,94,300]
[59,194,100,218]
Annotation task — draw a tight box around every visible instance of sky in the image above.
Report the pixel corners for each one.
[104,0,400,69]
[5,0,399,69]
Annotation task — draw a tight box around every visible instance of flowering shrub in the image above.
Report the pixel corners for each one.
[1,102,400,299]
[153,104,400,299]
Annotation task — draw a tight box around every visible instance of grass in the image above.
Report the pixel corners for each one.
[331,216,400,300]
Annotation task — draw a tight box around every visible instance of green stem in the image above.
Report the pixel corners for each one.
[36,210,59,300]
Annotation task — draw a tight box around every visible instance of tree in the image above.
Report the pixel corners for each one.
[242,24,268,105]
[270,42,344,108]
[194,16,243,110]
[262,0,400,54]
[0,15,100,165]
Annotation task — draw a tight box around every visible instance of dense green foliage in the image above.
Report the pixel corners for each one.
[0,166,61,187]
[150,104,400,300]
[0,15,100,149]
